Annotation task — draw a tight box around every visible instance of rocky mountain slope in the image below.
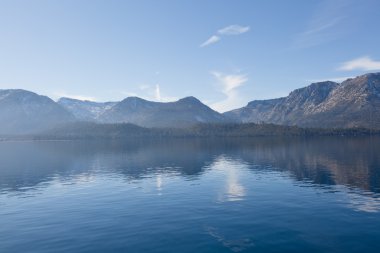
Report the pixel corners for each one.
[99,96,229,127]
[225,73,380,128]
[58,97,117,121]
[0,89,75,134]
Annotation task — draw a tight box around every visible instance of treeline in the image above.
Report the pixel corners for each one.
[13,122,379,140]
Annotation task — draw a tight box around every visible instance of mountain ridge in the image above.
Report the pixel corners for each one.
[224,73,380,129]
[99,95,229,127]
[1,72,380,134]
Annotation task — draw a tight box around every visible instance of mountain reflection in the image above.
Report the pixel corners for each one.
[0,137,379,196]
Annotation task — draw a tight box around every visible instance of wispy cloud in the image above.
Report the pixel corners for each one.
[338,56,380,71]
[200,25,250,47]
[200,35,221,47]
[218,25,250,35]
[154,84,161,101]
[294,0,350,48]
[210,71,248,112]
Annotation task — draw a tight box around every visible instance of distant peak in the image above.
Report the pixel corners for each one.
[122,96,149,102]
[290,81,338,96]
[0,89,45,101]
[247,97,285,107]
[362,72,380,82]
[309,81,339,86]
[0,89,38,95]
[363,72,380,77]
[178,96,201,103]
[339,72,380,86]
[58,97,80,102]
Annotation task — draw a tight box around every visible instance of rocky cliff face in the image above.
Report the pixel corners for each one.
[224,73,380,128]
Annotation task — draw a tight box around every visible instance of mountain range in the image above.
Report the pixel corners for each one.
[225,72,380,128]
[1,72,380,134]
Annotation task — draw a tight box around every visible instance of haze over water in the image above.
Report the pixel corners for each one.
[1,137,380,253]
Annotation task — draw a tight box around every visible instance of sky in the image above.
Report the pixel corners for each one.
[0,0,380,112]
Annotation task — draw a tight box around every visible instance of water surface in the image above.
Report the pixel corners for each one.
[0,137,380,252]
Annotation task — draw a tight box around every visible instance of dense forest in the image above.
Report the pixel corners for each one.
[1,122,378,141]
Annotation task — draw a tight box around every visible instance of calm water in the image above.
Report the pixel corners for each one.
[0,137,380,253]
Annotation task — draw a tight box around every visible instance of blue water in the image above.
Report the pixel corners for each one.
[0,137,380,252]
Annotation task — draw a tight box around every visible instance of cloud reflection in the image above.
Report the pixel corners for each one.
[156,174,163,194]
[346,191,380,213]
[210,156,248,202]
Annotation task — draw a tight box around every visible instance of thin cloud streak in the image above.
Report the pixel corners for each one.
[218,25,250,35]
[200,35,221,47]
[154,84,161,101]
[200,25,250,47]
[210,71,248,112]
[293,0,350,48]
[338,56,380,71]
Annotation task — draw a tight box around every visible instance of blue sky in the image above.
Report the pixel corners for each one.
[1,0,380,112]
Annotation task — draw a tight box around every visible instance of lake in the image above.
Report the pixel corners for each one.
[0,137,380,253]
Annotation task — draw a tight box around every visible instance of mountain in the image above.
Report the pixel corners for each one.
[0,89,75,134]
[2,72,380,134]
[224,73,380,128]
[58,97,117,121]
[99,96,229,127]
[225,81,338,124]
